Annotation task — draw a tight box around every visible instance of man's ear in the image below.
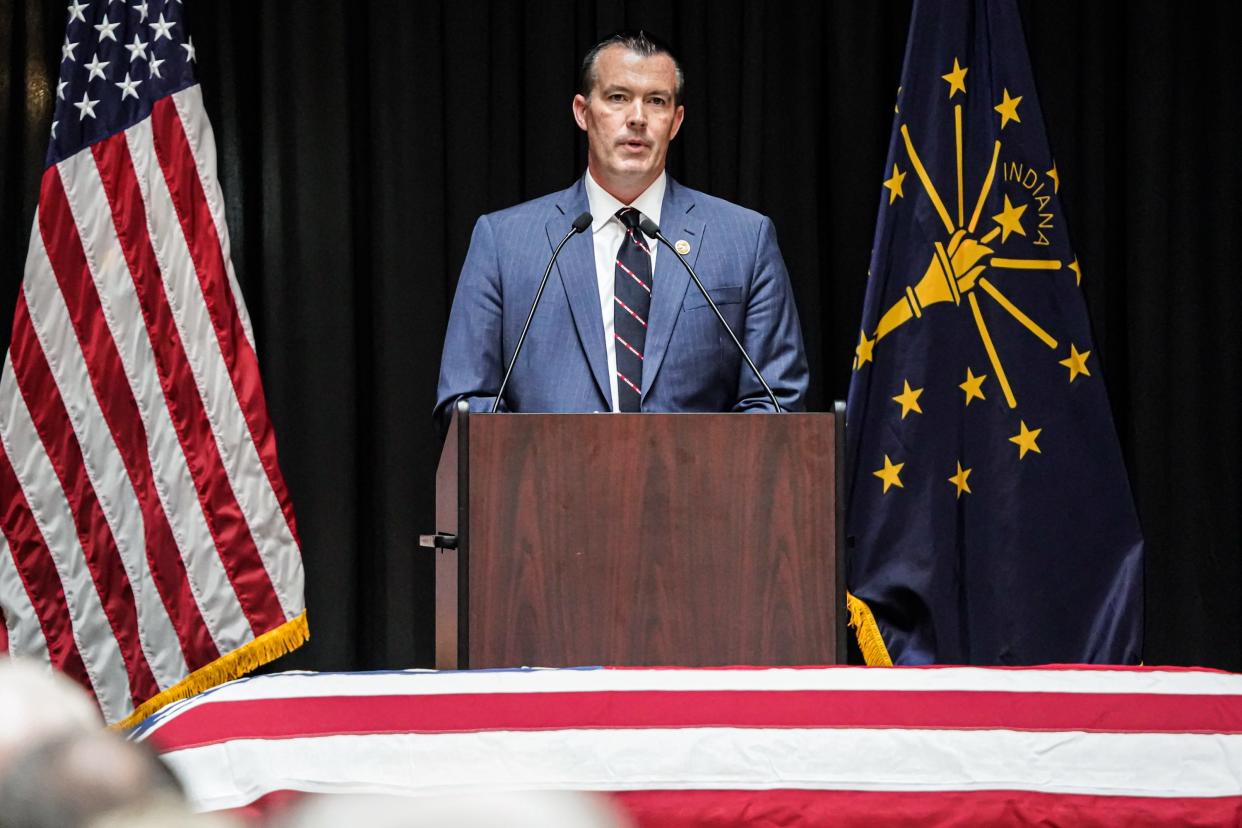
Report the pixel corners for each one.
[572,94,589,131]
[669,105,685,141]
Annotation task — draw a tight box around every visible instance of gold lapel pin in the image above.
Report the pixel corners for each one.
[674,239,691,255]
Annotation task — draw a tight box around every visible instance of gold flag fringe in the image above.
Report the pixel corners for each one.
[845,592,893,667]
[112,611,308,730]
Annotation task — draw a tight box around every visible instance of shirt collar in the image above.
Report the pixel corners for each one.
[584,171,666,235]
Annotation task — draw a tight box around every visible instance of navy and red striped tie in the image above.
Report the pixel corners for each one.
[613,207,652,411]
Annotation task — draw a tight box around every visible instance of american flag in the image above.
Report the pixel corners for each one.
[139,665,1242,824]
[0,0,306,728]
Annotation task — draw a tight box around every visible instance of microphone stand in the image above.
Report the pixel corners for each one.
[491,212,593,413]
[637,215,784,413]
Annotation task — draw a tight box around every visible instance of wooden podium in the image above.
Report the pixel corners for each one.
[424,405,844,669]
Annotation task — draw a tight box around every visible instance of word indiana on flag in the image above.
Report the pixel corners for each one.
[844,0,1142,666]
[0,0,306,727]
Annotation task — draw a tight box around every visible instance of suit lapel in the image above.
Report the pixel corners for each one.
[548,182,612,408]
[642,179,705,399]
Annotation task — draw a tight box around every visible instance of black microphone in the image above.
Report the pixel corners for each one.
[637,214,784,413]
[491,211,593,413]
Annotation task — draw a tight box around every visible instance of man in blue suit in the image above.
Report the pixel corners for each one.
[436,32,809,429]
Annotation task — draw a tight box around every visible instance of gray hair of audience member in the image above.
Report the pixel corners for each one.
[0,659,101,775]
[0,730,186,828]
[277,790,633,828]
[579,30,685,105]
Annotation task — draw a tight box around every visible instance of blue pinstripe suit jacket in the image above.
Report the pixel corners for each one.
[435,176,809,428]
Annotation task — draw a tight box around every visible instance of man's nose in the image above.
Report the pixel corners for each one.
[626,100,647,127]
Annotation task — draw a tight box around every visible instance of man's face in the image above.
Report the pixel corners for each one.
[572,46,685,201]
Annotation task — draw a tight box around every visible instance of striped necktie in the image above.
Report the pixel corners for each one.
[613,207,652,411]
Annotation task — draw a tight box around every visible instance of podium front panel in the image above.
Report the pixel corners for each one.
[436,412,838,668]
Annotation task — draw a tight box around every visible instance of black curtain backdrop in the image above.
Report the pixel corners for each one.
[2,1,1238,672]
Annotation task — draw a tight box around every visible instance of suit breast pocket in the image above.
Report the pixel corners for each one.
[678,284,746,383]
[683,285,743,311]
[682,285,745,344]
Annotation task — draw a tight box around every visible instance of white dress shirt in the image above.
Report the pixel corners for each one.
[583,171,665,412]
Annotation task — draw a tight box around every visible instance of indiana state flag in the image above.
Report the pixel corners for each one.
[844,0,1143,665]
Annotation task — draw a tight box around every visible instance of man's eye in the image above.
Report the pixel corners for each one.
[648,98,666,106]
[610,94,627,103]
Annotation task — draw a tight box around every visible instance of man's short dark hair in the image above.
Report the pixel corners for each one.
[579,30,684,105]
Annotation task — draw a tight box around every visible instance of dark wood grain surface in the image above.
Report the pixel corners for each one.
[433,412,461,669]
[436,413,838,668]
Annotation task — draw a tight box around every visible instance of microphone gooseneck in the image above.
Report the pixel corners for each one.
[491,211,593,413]
[636,214,784,413]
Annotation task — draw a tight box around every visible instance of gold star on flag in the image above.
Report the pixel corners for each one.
[892,380,924,418]
[1059,344,1091,382]
[883,164,907,204]
[948,461,972,498]
[855,330,875,368]
[994,88,1023,129]
[960,368,987,405]
[942,58,968,98]
[874,454,905,493]
[1009,420,1042,459]
[992,194,1027,243]
[1047,162,1060,193]
[1068,258,1082,286]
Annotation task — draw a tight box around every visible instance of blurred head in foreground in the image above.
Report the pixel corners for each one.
[0,661,214,828]
[0,728,192,828]
[0,659,101,775]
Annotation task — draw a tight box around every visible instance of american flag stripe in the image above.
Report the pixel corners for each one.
[130,663,1242,703]
[0,535,48,660]
[147,688,1242,750]
[136,667,1242,819]
[0,466,66,672]
[133,107,301,623]
[159,728,1242,806]
[64,138,250,662]
[9,292,160,706]
[125,786,1242,828]
[22,197,193,686]
[150,94,303,567]
[39,151,221,670]
[4,0,306,726]
[167,87,256,352]
[613,789,1242,827]
[46,149,244,665]
[92,125,285,637]
[0,357,128,713]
